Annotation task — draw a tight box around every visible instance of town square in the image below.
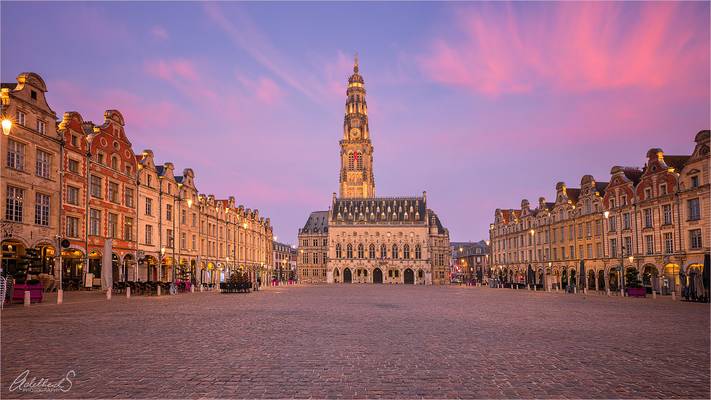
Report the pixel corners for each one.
[1,1,710,399]
[2,286,709,399]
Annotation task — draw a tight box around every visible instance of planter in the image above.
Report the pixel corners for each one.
[12,283,44,303]
[626,287,646,298]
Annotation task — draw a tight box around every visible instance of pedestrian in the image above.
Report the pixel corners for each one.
[257,276,261,291]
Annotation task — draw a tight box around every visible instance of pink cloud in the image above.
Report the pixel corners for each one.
[145,58,199,82]
[418,2,709,96]
[150,25,169,41]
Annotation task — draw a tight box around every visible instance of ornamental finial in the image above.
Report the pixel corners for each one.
[354,52,359,73]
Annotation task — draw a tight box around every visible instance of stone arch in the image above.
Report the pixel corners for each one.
[641,263,660,293]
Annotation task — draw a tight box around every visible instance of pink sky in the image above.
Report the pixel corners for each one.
[1,1,708,243]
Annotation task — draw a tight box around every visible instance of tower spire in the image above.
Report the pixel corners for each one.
[339,55,374,199]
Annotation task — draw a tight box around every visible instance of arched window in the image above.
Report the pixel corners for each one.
[356,152,363,169]
[415,245,421,259]
[348,153,354,170]
[368,244,375,259]
[357,243,364,259]
[111,156,118,170]
[392,244,399,259]
[403,244,410,259]
[380,244,387,259]
[347,244,353,258]
[336,244,342,259]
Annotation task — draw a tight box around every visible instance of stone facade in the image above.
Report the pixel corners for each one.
[451,240,490,282]
[1,73,61,281]
[489,131,710,298]
[1,72,274,290]
[298,58,450,285]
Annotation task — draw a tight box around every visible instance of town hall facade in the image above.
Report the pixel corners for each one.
[297,58,450,285]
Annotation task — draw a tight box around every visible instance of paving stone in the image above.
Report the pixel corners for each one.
[0,286,709,398]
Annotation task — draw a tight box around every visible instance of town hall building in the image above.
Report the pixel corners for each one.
[297,57,450,285]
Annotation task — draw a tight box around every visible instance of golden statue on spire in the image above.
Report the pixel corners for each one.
[354,52,359,73]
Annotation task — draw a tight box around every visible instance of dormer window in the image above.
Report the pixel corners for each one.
[97,152,104,165]
[644,188,651,200]
[30,90,37,100]
[17,111,25,126]
[111,156,118,170]
[691,176,699,188]
[660,183,667,195]
[621,195,627,206]
[37,120,46,134]
[610,198,616,209]
[71,135,78,147]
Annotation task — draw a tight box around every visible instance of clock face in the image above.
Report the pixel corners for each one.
[350,128,361,139]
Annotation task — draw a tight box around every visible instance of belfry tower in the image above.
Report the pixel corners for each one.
[339,55,375,198]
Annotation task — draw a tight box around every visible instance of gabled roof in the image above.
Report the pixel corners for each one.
[332,196,426,224]
[664,155,691,171]
[301,211,329,234]
[595,182,608,196]
[566,188,581,204]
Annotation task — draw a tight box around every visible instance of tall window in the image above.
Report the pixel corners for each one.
[90,175,102,198]
[66,216,79,238]
[67,186,80,206]
[688,198,700,221]
[68,158,79,173]
[392,244,398,259]
[622,213,631,230]
[167,229,174,247]
[36,149,50,178]
[145,198,153,216]
[37,120,46,134]
[357,243,364,258]
[643,209,653,228]
[34,193,50,226]
[690,229,702,249]
[609,215,617,232]
[89,209,101,236]
[192,234,196,250]
[181,209,186,224]
[124,217,133,241]
[335,244,342,259]
[663,233,673,254]
[108,213,118,238]
[181,232,187,249]
[17,110,25,126]
[610,238,617,258]
[5,186,24,222]
[381,244,387,259]
[346,244,353,258]
[645,235,654,255]
[124,187,134,208]
[111,156,118,170]
[403,244,410,259]
[662,204,672,225]
[146,224,153,245]
[166,204,172,221]
[348,153,354,170]
[356,152,363,169]
[369,244,375,259]
[623,237,632,256]
[7,139,25,170]
[108,182,119,203]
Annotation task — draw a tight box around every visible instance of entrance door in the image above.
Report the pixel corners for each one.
[373,268,383,284]
[404,268,414,284]
[344,268,352,283]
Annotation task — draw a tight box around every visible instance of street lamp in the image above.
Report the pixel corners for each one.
[1,118,11,136]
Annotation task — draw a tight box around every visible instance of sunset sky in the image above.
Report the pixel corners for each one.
[2,1,709,244]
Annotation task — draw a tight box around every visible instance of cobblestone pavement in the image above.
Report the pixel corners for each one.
[1,285,709,399]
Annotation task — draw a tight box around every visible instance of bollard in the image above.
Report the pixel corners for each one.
[157,286,161,296]
[573,286,577,294]
[556,286,559,293]
[106,288,112,300]
[126,286,131,299]
[652,290,656,299]
[191,285,195,293]
[534,286,537,292]
[606,288,610,296]
[57,289,63,305]
[24,290,31,307]
[583,288,587,295]
[620,289,625,297]
[671,291,676,301]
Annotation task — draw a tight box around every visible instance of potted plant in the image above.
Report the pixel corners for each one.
[625,268,646,298]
